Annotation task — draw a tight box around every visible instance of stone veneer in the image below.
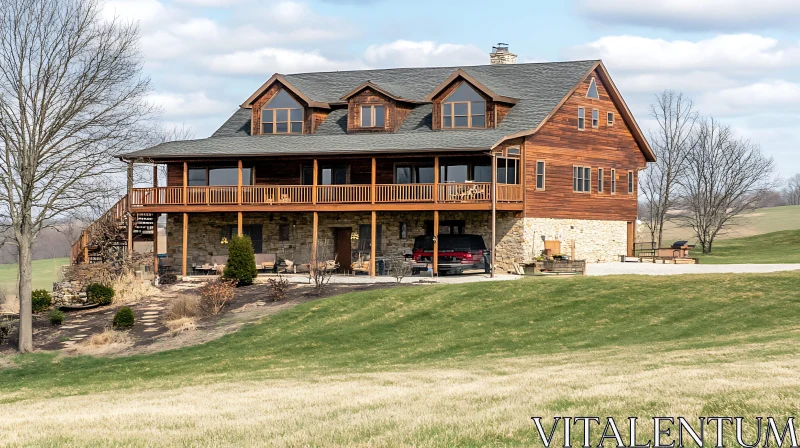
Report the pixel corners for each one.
[165,212,626,273]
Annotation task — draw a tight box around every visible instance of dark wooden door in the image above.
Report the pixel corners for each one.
[334,228,352,273]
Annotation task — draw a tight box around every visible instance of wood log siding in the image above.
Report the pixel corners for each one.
[524,68,646,221]
[346,88,410,133]
[431,79,503,130]
[249,81,317,135]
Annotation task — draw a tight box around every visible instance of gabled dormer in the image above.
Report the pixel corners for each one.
[425,69,518,130]
[340,81,420,133]
[240,74,331,136]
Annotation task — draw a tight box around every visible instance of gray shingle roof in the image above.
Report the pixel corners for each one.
[125,60,598,160]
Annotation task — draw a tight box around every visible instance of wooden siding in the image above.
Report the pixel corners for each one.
[346,88,399,133]
[524,68,646,221]
[250,81,316,136]
[431,79,511,130]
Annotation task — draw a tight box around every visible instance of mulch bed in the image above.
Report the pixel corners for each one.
[0,281,397,355]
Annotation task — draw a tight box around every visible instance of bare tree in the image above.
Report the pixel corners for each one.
[310,238,335,295]
[0,0,153,352]
[679,118,776,254]
[784,174,800,206]
[640,90,697,246]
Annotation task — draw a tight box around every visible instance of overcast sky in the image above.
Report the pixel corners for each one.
[105,0,800,178]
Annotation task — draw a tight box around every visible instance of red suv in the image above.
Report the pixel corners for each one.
[411,234,491,275]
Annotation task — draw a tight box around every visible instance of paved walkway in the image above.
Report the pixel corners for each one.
[586,263,800,276]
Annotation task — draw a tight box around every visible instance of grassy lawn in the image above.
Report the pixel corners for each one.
[1,272,800,446]
[659,205,800,244]
[694,229,800,264]
[0,257,69,296]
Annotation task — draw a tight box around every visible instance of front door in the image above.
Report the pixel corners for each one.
[333,228,352,273]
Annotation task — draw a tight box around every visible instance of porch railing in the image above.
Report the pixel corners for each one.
[130,183,523,207]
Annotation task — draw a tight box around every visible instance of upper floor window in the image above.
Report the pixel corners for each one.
[628,171,634,194]
[536,161,546,190]
[188,167,252,186]
[587,77,599,99]
[598,168,604,193]
[592,109,599,128]
[610,169,616,194]
[361,104,386,128]
[578,107,585,130]
[442,82,486,128]
[607,112,615,126]
[573,166,590,193]
[262,90,303,134]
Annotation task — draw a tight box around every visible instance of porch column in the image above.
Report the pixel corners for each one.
[311,211,319,271]
[153,213,159,277]
[82,231,88,264]
[491,152,497,278]
[153,164,158,188]
[182,161,188,205]
[433,210,439,275]
[434,156,439,203]
[126,161,134,259]
[370,157,376,205]
[237,159,243,205]
[237,212,243,236]
[312,159,318,205]
[627,221,635,257]
[182,213,188,277]
[369,211,376,277]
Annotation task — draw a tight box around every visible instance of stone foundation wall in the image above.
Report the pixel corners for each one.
[166,211,524,273]
[521,217,627,263]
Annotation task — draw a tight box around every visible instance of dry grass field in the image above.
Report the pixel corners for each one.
[2,272,800,446]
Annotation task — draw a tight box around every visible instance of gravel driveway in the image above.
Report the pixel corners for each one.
[587,263,800,276]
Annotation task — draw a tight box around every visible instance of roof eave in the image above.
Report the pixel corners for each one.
[423,69,520,104]
[240,74,331,110]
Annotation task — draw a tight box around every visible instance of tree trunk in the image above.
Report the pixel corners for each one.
[17,225,34,352]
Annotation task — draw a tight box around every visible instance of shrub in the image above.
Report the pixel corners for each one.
[0,324,8,344]
[165,317,196,336]
[199,279,236,315]
[111,272,157,305]
[49,309,65,326]
[160,273,178,285]
[87,283,115,306]
[166,294,201,320]
[267,276,289,302]
[112,307,135,328]
[31,289,52,313]
[222,235,258,286]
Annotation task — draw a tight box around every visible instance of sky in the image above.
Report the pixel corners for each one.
[104,0,800,177]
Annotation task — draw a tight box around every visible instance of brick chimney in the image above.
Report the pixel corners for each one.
[490,43,517,65]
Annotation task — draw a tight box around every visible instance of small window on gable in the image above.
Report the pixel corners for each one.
[442,82,486,129]
[262,90,303,134]
[361,104,386,128]
[592,109,599,128]
[607,112,614,126]
[578,107,585,130]
[587,77,599,99]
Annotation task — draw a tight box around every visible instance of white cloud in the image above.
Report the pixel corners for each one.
[699,80,800,116]
[576,0,800,30]
[570,34,800,73]
[613,72,737,94]
[147,92,227,117]
[174,0,247,5]
[206,48,365,75]
[103,0,180,29]
[364,40,486,68]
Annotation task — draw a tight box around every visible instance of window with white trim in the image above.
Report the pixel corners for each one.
[578,107,585,130]
[587,77,599,99]
[360,104,386,128]
[592,109,599,128]
[573,166,591,193]
[628,171,634,194]
[607,112,614,126]
[610,169,616,194]
[442,82,486,128]
[536,161,545,190]
[262,90,304,134]
[598,168,604,193]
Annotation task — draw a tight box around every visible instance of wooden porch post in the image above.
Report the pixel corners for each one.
[182,161,188,205]
[182,213,188,277]
[237,212,243,236]
[627,221,635,257]
[153,213,159,277]
[82,231,88,264]
[126,161,134,259]
[433,210,439,275]
[369,211,376,277]
[237,159,243,206]
[491,152,497,278]
[312,159,318,205]
[434,156,439,203]
[371,157,376,205]
[311,211,318,272]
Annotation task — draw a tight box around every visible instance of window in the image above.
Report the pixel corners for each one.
[628,171,634,194]
[399,222,407,239]
[598,168,604,193]
[587,77,599,99]
[473,165,492,182]
[188,167,252,186]
[607,112,614,126]
[301,166,313,185]
[321,166,347,185]
[396,164,434,183]
[578,107,585,130]
[610,169,616,194]
[360,104,386,128]
[536,161,545,190]
[358,224,382,252]
[442,82,486,128]
[396,166,412,184]
[262,90,303,134]
[592,109,599,128]
[573,166,591,193]
[426,220,465,235]
[278,224,290,241]
[440,165,469,183]
[496,158,519,184]
[227,225,262,253]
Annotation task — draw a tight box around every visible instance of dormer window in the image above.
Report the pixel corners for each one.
[442,82,486,128]
[262,90,304,134]
[361,104,386,128]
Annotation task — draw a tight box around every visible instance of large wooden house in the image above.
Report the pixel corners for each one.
[72,46,654,277]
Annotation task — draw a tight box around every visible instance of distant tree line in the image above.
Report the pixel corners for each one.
[639,90,785,254]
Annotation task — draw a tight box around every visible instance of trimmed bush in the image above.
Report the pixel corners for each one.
[49,309,65,326]
[199,279,236,315]
[31,289,52,313]
[112,307,135,328]
[159,273,178,285]
[222,235,258,286]
[87,283,115,306]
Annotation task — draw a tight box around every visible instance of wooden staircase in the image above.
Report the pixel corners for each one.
[71,195,156,264]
